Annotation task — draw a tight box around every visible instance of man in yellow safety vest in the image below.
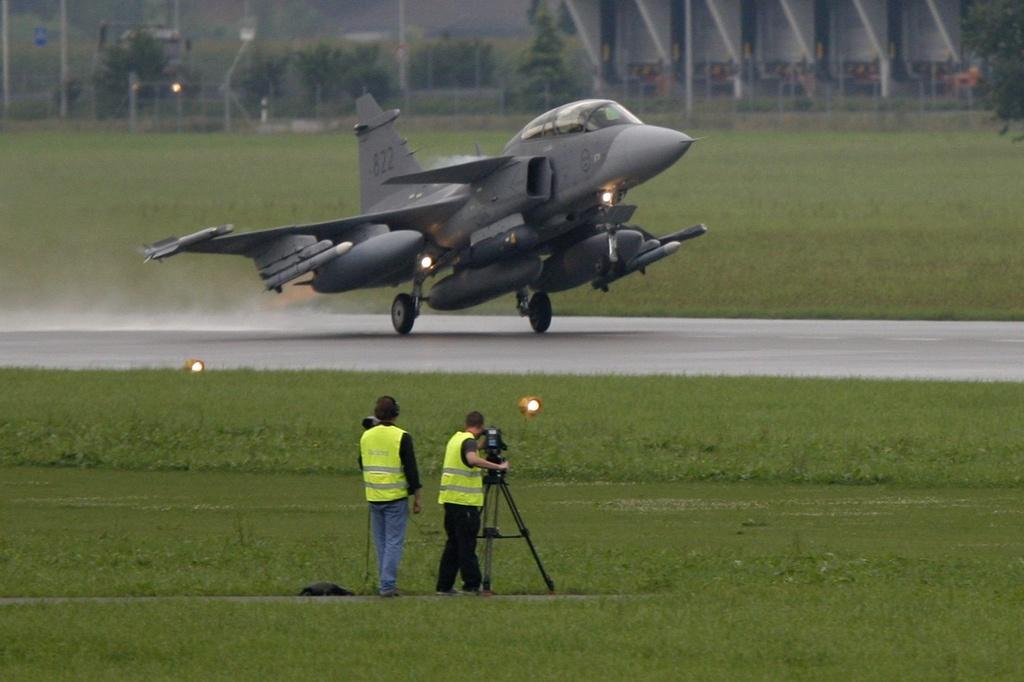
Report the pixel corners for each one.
[359,395,422,597]
[435,410,508,595]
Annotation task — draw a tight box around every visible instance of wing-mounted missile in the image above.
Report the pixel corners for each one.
[256,237,354,292]
[652,224,707,246]
[538,229,643,293]
[591,224,706,291]
[538,223,707,293]
[143,224,233,261]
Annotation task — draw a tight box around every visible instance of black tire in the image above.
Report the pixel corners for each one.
[391,293,416,335]
[528,292,552,333]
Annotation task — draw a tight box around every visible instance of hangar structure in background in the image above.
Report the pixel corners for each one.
[557,0,968,101]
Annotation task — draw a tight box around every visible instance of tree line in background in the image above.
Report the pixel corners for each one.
[92,4,583,118]
[964,0,1024,133]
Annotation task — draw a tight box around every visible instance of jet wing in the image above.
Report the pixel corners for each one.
[143,195,464,261]
[383,156,515,185]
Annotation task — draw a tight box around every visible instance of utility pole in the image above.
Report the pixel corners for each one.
[173,0,180,32]
[2,0,9,118]
[398,0,408,97]
[224,13,255,132]
[684,0,692,117]
[59,0,68,118]
[128,72,138,133]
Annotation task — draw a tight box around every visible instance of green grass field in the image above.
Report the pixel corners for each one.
[3,468,1024,680]
[4,122,1022,678]
[3,369,1024,486]
[3,370,1024,677]
[2,129,1022,319]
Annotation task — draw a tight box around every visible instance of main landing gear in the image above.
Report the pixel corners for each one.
[517,290,552,334]
[391,293,416,335]
[391,278,424,335]
[393,287,552,335]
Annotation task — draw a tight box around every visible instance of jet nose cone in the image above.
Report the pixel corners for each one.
[605,125,694,184]
[639,126,694,170]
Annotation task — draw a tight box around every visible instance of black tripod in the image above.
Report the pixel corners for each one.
[479,470,555,594]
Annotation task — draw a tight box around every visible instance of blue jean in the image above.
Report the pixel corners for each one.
[369,497,408,593]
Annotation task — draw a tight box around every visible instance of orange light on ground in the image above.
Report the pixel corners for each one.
[518,396,542,417]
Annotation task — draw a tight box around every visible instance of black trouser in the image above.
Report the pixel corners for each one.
[436,503,482,592]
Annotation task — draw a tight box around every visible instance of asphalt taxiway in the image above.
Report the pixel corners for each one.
[1,314,1020,380]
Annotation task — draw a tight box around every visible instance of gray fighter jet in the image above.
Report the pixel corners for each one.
[143,94,706,334]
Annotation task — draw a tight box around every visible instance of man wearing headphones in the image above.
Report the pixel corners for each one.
[359,395,422,597]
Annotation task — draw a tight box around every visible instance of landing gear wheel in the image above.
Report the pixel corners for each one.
[391,293,416,335]
[527,292,552,334]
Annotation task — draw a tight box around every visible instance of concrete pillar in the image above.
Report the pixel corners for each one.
[561,0,605,93]
[704,0,743,98]
[850,0,890,97]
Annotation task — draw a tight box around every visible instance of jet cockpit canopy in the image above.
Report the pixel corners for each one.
[516,100,643,142]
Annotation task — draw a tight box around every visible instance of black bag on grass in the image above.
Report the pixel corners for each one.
[300,582,353,596]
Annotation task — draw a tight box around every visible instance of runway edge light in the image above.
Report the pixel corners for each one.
[518,396,542,418]
[185,359,206,373]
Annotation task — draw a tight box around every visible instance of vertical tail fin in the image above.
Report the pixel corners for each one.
[355,94,422,212]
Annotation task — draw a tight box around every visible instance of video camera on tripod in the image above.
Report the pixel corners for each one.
[482,426,509,482]
[476,425,555,594]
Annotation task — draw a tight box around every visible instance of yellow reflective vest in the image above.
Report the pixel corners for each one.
[360,424,408,502]
[438,431,484,506]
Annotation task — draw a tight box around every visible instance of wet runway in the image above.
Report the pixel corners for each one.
[1,313,1021,380]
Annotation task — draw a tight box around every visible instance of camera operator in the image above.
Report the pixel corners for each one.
[359,396,422,598]
[435,410,508,596]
